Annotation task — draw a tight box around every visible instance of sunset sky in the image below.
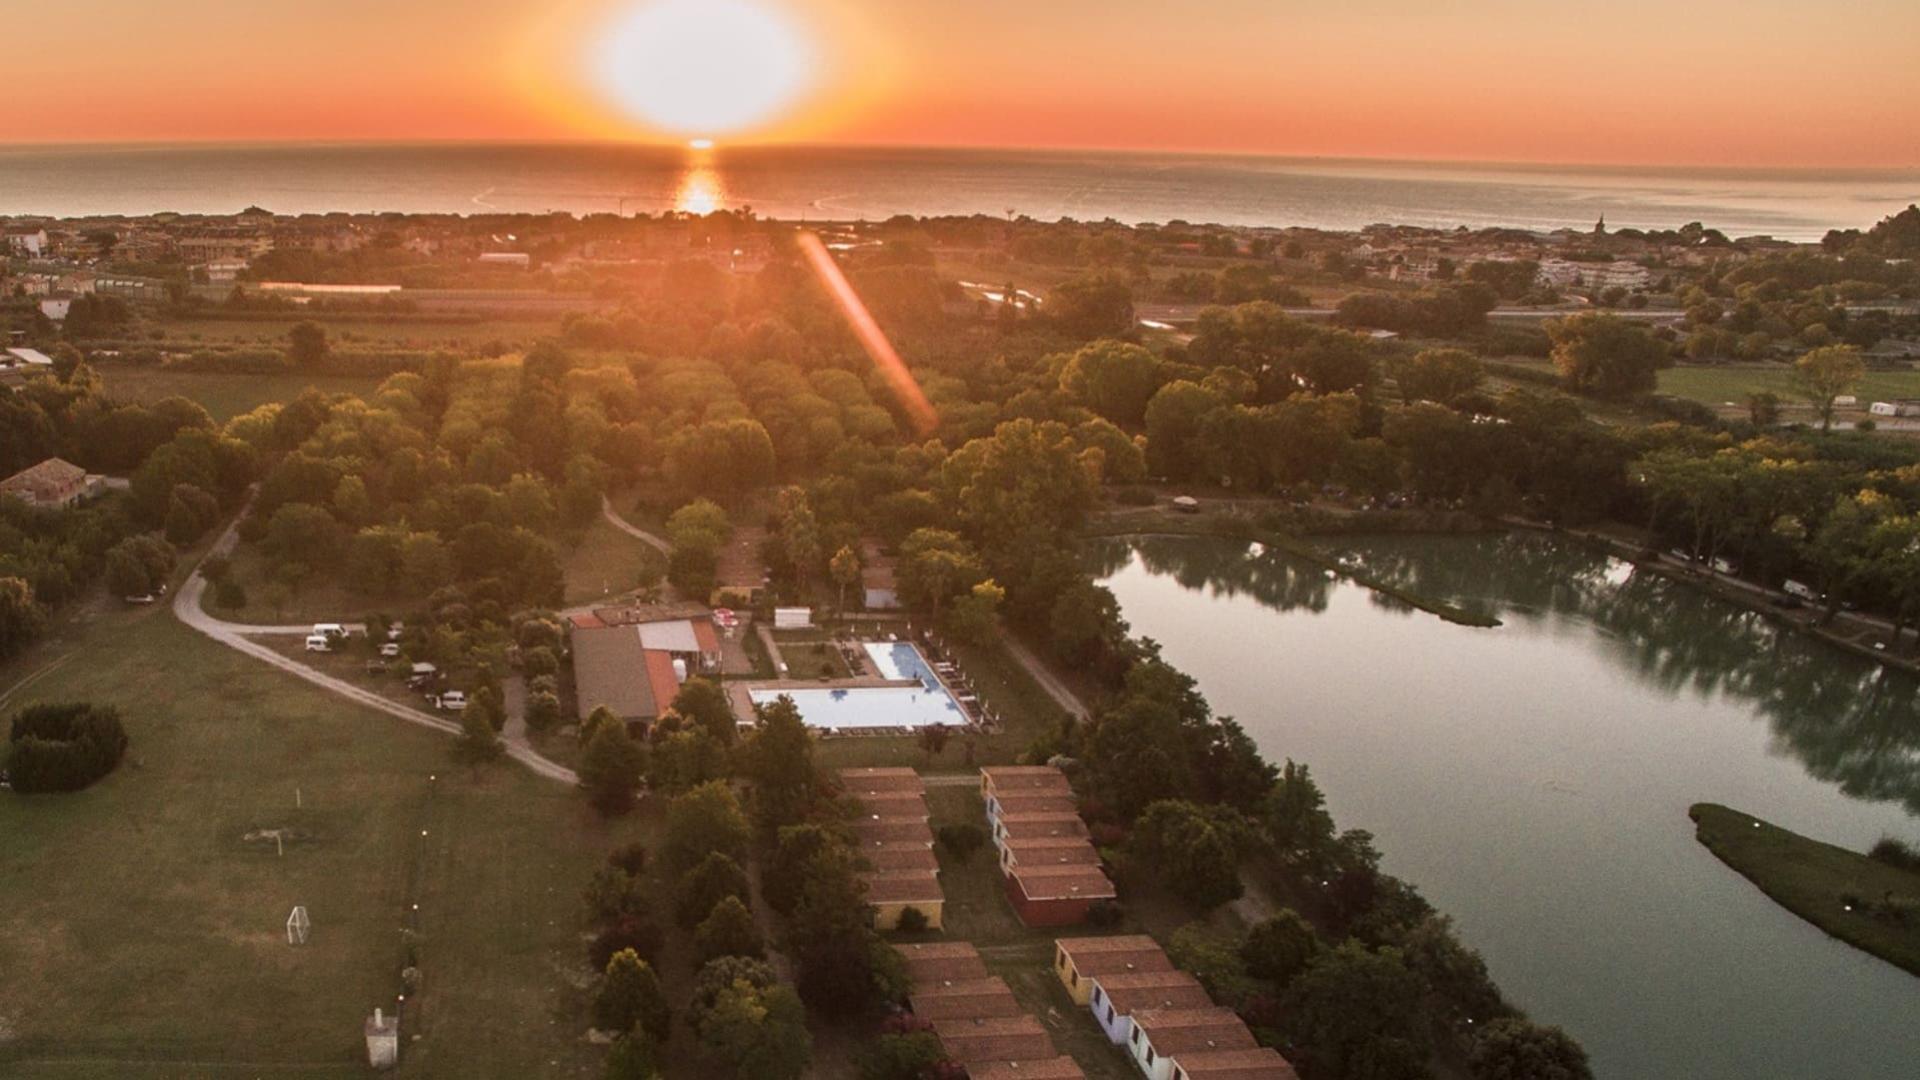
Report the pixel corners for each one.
[5,0,1917,166]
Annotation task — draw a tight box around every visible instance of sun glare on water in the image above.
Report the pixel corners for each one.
[591,0,816,138]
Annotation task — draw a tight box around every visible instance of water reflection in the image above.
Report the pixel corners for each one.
[1107,533,1920,818]
[673,161,726,215]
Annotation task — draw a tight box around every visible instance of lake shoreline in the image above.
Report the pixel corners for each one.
[1690,803,1920,978]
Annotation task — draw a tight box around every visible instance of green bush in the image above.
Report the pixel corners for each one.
[6,703,129,793]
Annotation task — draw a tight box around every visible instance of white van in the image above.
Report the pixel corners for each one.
[312,623,348,640]
[436,690,468,712]
[304,634,332,653]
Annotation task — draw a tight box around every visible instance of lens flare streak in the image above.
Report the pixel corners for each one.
[795,231,938,436]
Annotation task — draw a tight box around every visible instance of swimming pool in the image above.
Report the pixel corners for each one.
[747,642,964,731]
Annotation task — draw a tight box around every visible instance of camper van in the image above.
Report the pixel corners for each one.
[312,623,348,640]
[304,634,332,653]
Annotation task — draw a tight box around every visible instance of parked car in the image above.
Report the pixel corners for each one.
[379,643,401,658]
[435,690,468,712]
[304,634,332,652]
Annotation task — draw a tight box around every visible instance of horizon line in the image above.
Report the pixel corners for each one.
[0,136,1915,178]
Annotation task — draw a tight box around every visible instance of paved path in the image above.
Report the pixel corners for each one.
[173,514,578,786]
[1001,634,1088,720]
[601,495,669,554]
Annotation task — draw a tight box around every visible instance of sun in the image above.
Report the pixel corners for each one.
[590,0,816,138]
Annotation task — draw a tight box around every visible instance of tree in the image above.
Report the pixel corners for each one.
[288,321,329,368]
[690,955,778,1025]
[694,895,767,963]
[604,1032,662,1080]
[916,722,952,764]
[1546,313,1665,400]
[1267,759,1336,869]
[5,702,129,793]
[740,696,823,831]
[856,1032,951,1080]
[1240,910,1319,989]
[936,823,986,864]
[1395,348,1484,404]
[946,579,1004,646]
[665,781,752,871]
[1127,800,1250,910]
[1282,943,1425,1080]
[676,852,752,927]
[671,677,738,746]
[1049,272,1135,339]
[0,577,46,662]
[1060,340,1162,426]
[695,977,812,1080]
[592,949,671,1042]
[1468,1018,1592,1080]
[763,823,840,916]
[581,722,647,816]
[1746,391,1782,428]
[895,529,985,612]
[1145,380,1227,479]
[829,544,862,610]
[457,698,504,762]
[1789,345,1865,432]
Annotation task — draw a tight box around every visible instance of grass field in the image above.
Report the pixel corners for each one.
[1656,365,1920,409]
[561,515,665,608]
[98,364,387,422]
[0,607,652,1078]
[1691,803,1920,977]
[160,317,560,349]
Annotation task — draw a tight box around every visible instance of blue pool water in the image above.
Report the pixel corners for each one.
[748,642,964,731]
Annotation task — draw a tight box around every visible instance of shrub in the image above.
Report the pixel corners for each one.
[608,842,649,876]
[6,703,130,793]
[1086,898,1124,928]
[675,852,751,927]
[894,906,930,933]
[936,823,986,864]
[214,578,248,609]
[1869,837,1920,874]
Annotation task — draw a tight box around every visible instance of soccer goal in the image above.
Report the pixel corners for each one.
[287,905,312,945]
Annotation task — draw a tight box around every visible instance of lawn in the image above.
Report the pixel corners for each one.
[1691,802,1920,977]
[1655,365,1920,409]
[97,363,388,422]
[158,317,560,350]
[561,514,665,608]
[0,607,655,1078]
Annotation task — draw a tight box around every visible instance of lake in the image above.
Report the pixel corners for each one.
[1096,532,1920,1080]
[0,143,1914,239]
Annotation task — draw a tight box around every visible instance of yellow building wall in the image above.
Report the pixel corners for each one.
[873,900,945,932]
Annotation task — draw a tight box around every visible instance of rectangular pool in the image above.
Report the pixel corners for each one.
[747,641,965,732]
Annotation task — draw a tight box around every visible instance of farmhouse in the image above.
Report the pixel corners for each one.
[1,457,91,510]
[1127,1007,1260,1080]
[1053,936,1174,1006]
[568,616,721,728]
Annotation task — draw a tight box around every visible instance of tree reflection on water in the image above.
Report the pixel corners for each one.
[1103,532,1920,818]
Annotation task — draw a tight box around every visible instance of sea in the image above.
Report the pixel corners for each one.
[0,142,1914,241]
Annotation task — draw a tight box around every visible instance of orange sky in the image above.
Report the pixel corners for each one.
[4,0,1916,166]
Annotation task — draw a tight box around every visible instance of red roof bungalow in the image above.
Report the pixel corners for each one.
[970,1058,1087,1080]
[1169,1048,1301,1080]
[864,868,944,931]
[897,941,988,983]
[935,1015,1057,1065]
[1088,971,1212,1044]
[1053,936,1174,1005]
[839,766,926,796]
[994,811,1090,849]
[860,840,940,872]
[1006,863,1117,928]
[993,792,1078,819]
[980,765,1073,806]
[909,976,1024,1022]
[853,791,933,820]
[853,816,935,846]
[1128,1007,1258,1080]
[999,835,1104,876]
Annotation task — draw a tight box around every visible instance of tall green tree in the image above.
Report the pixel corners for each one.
[1789,344,1865,432]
